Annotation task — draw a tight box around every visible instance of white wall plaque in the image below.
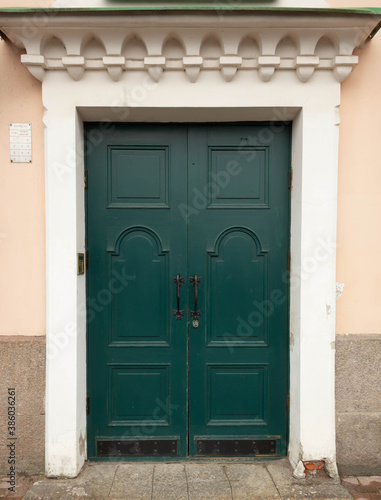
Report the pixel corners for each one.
[9,123,32,163]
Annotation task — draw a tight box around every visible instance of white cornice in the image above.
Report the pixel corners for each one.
[0,10,380,83]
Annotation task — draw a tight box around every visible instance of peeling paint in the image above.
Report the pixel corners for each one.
[336,282,345,301]
[334,104,340,127]
[293,460,306,479]
[290,331,294,347]
[324,457,339,479]
[326,304,331,315]
[79,432,86,458]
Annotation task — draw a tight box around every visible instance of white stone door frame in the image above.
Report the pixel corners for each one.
[1,8,380,478]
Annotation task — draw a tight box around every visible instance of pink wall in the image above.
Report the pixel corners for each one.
[329,0,381,333]
[0,0,381,335]
[336,36,381,333]
[0,39,46,335]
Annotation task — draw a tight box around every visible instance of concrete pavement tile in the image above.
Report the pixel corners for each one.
[345,477,381,494]
[366,478,381,484]
[266,460,353,499]
[224,463,279,500]
[357,477,381,491]
[24,479,81,499]
[152,463,188,500]
[109,463,154,500]
[71,463,118,497]
[25,463,118,499]
[186,464,232,500]
[360,478,381,484]
[343,477,361,486]
[4,474,38,499]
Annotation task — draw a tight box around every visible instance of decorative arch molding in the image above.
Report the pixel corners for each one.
[1,10,380,83]
[208,226,267,259]
[108,225,168,257]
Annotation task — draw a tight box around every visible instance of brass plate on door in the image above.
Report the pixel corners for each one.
[77,253,85,275]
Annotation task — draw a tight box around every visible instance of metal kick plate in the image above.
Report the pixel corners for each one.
[196,439,277,456]
[97,439,178,456]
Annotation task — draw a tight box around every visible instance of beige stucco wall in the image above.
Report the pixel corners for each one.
[329,0,381,333]
[0,0,381,335]
[0,38,45,336]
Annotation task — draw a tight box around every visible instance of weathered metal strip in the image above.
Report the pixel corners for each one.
[97,439,178,456]
[196,439,277,456]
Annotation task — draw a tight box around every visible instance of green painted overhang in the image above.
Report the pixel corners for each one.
[0,6,380,14]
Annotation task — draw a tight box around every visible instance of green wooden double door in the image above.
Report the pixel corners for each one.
[86,123,290,459]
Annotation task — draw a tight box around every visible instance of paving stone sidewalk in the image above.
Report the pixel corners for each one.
[20,459,355,500]
[0,473,38,500]
[341,476,381,500]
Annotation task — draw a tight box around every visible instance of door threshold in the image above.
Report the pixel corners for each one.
[88,456,286,463]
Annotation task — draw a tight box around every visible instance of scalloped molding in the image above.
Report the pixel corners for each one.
[1,11,378,84]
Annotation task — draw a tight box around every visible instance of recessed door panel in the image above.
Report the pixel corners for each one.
[108,364,170,425]
[109,227,170,346]
[207,228,268,347]
[207,364,268,426]
[108,147,169,208]
[207,147,269,208]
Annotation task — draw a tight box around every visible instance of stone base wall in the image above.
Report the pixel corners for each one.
[0,336,45,475]
[336,334,381,476]
[0,333,380,476]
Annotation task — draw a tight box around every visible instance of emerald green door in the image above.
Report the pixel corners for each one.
[86,123,290,459]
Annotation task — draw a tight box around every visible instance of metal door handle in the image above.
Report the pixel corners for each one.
[172,273,185,320]
[190,274,202,321]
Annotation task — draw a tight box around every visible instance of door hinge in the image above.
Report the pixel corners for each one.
[287,251,291,271]
[86,396,90,416]
[288,170,293,190]
[86,250,89,271]
[84,170,88,189]
[286,395,290,414]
